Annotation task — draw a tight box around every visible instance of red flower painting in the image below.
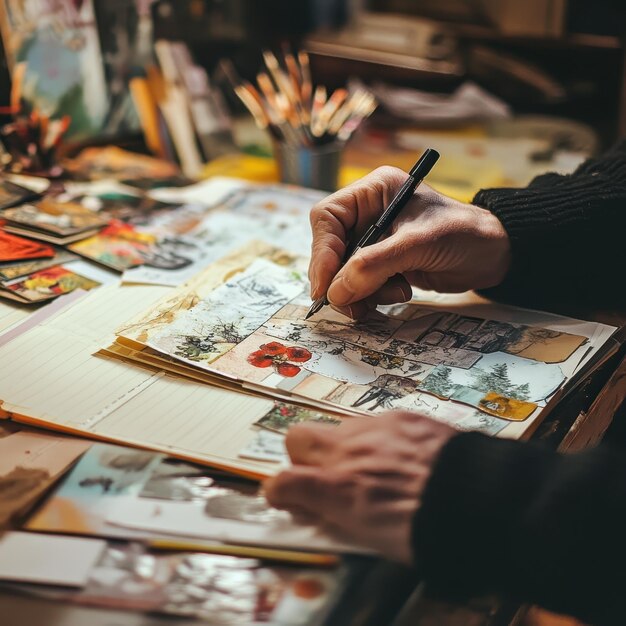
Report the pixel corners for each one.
[247,341,312,377]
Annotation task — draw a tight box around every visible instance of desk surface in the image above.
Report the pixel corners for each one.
[2,308,624,626]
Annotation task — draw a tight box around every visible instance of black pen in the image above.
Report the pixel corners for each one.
[305,148,440,320]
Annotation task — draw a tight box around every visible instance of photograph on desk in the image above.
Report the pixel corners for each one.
[0,533,342,624]
[0,179,41,211]
[57,180,177,221]
[27,442,369,554]
[3,198,109,237]
[110,241,618,440]
[0,249,78,282]
[1,265,100,303]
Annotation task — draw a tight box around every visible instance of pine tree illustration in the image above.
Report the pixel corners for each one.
[472,363,514,396]
[422,366,453,397]
[511,382,531,401]
[472,363,531,400]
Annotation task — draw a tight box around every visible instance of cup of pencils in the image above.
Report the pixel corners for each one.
[225,50,377,192]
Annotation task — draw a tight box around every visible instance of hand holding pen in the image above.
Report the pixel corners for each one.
[306,149,512,320]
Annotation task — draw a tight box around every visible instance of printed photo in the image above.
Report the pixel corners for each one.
[255,402,341,434]
[0,249,77,282]
[4,265,100,302]
[3,199,109,236]
[0,179,40,210]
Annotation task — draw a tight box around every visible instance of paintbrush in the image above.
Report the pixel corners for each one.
[312,88,348,138]
[225,49,376,149]
[297,50,313,107]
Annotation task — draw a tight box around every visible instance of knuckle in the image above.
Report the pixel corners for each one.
[349,251,370,274]
[266,473,294,502]
[373,165,405,181]
[309,203,328,226]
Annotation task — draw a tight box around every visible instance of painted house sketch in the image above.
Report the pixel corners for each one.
[141,258,589,427]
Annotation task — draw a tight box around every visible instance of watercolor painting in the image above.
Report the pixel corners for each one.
[397,311,586,364]
[135,256,594,423]
[116,184,328,287]
[0,230,54,262]
[69,221,153,271]
[0,0,109,139]
[151,259,304,363]
[254,402,341,434]
[4,265,100,302]
[0,249,77,282]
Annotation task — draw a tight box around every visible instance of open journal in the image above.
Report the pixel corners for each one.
[0,181,619,480]
[107,240,618,441]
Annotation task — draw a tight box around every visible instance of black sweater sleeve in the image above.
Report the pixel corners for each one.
[412,146,626,623]
[413,434,626,625]
[473,140,626,309]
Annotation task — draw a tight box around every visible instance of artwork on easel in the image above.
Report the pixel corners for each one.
[134,254,588,428]
[0,0,109,139]
[0,0,151,139]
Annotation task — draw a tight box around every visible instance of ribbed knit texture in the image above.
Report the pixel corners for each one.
[413,434,626,625]
[473,140,626,308]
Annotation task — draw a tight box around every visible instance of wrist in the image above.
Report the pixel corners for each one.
[473,205,511,288]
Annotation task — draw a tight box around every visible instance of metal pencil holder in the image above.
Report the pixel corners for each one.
[273,141,343,192]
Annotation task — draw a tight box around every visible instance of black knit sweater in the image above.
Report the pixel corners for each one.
[413,140,626,625]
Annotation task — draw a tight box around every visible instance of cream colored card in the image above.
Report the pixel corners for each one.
[0,532,105,586]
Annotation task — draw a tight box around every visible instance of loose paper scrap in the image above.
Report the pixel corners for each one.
[0,532,105,587]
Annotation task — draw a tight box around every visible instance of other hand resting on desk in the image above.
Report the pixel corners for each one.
[264,411,455,563]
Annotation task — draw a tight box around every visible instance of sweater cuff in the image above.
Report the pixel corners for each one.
[412,432,557,600]
[473,169,626,247]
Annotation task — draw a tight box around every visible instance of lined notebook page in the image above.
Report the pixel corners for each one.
[0,282,284,476]
[0,300,32,334]
[94,375,279,475]
[46,283,171,342]
[0,326,158,427]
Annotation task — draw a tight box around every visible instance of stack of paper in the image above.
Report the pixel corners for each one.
[107,241,618,442]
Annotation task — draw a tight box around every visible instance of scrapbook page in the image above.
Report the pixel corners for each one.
[3,199,109,237]
[1,265,100,303]
[111,242,614,439]
[123,183,325,286]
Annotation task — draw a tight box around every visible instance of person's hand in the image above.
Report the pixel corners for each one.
[264,411,457,564]
[309,166,511,318]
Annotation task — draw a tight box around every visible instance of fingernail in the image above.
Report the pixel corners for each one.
[309,273,319,299]
[327,274,355,306]
[331,304,355,319]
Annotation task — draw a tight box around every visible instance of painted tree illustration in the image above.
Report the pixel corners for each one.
[513,382,531,401]
[471,363,531,401]
[422,366,453,397]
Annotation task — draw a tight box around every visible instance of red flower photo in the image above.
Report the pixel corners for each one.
[247,341,312,377]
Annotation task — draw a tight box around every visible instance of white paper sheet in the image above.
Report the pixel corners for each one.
[0,532,105,587]
[107,497,374,555]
